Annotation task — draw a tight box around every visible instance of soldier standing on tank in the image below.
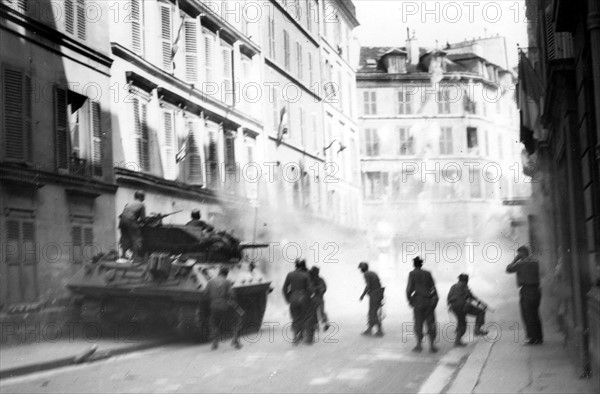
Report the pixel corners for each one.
[309,266,330,332]
[205,267,243,350]
[118,190,146,265]
[406,256,439,353]
[358,262,384,337]
[186,209,214,232]
[282,259,314,345]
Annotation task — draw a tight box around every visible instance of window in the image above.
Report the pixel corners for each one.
[439,127,453,155]
[221,42,233,104]
[299,107,305,144]
[283,29,290,70]
[397,89,412,114]
[2,0,28,14]
[311,112,318,152]
[55,87,103,177]
[296,42,303,81]
[4,217,38,303]
[224,130,237,194]
[2,67,32,162]
[184,119,204,185]
[159,2,172,72]
[483,130,490,157]
[497,134,503,160]
[398,127,414,155]
[363,91,377,115]
[205,121,220,188]
[64,0,86,40]
[161,110,177,180]
[71,224,93,264]
[467,127,478,154]
[183,18,199,84]
[245,138,258,200]
[203,28,215,84]
[437,90,450,114]
[132,96,150,172]
[268,9,275,59]
[364,172,389,200]
[130,0,144,55]
[363,128,379,156]
[305,0,312,32]
[271,85,280,132]
[470,169,482,198]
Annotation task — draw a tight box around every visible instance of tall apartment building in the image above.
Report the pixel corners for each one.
[357,34,530,280]
[519,0,600,381]
[1,0,116,313]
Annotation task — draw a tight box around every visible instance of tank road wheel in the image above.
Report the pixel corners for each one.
[175,304,209,342]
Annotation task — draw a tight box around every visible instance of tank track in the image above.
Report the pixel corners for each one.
[175,304,209,342]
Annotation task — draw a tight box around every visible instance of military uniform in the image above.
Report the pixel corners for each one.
[447,281,486,343]
[309,273,329,330]
[118,200,145,263]
[361,270,384,334]
[282,268,314,343]
[507,257,543,343]
[205,274,243,349]
[406,268,438,347]
[186,219,214,232]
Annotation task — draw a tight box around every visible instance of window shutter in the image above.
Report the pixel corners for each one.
[72,225,82,263]
[54,87,69,169]
[3,68,31,162]
[206,124,219,187]
[308,52,313,85]
[65,0,74,34]
[133,98,149,172]
[23,74,32,161]
[203,30,214,83]
[224,132,235,171]
[162,110,176,179]
[184,19,198,84]
[21,221,36,263]
[83,227,93,246]
[76,0,86,40]
[131,0,143,55]
[160,3,172,71]
[283,30,290,70]
[186,119,203,185]
[545,6,555,61]
[221,44,232,103]
[90,101,103,176]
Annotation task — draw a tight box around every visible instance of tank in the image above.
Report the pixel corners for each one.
[67,215,272,341]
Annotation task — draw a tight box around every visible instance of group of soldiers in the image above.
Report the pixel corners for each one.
[119,191,544,350]
[359,247,543,351]
[281,259,330,345]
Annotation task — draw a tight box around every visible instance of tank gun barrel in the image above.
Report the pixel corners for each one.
[239,242,271,249]
[142,210,184,226]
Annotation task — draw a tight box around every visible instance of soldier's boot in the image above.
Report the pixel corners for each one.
[474,326,488,336]
[412,339,423,353]
[374,324,384,337]
[361,325,373,336]
[429,336,439,353]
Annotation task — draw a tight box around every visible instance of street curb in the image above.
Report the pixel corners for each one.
[446,338,495,394]
[0,339,174,380]
[418,347,471,394]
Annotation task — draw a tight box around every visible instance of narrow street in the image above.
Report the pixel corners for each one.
[0,314,454,393]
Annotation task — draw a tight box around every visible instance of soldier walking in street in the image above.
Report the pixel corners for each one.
[506,246,544,345]
[283,259,314,345]
[309,266,330,332]
[205,267,243,350]
[118,190,146,265]
[447,274,489,347]
[358,262,384,337]
[406,256,439,353]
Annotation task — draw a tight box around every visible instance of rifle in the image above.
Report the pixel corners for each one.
[143,210,183,227]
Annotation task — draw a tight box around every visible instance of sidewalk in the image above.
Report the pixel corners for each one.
[0,331,174,380]
[446,320,596,394]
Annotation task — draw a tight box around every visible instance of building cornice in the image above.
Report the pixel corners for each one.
[114,167,248,207]
[0,4,113,70]
[267,136,325,162]
[269,0,319,47]
[356,72,503,88]
[265,57,322,101]
[0,163,117,195]
[112,43,263,133]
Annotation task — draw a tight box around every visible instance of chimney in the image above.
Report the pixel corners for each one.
[406,29,419,65]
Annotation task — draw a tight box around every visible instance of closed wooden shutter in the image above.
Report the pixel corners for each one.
[224,132,235,171]
[133,98,149,172]
[184,19,198,84]
[131,0,143,55]
[65,0,75,34]
[3,68,31,162]
[206,124,219,187]
[54,87,69,169]
[90,101,103,176]
[72,225,83,263]
[283,30,290,70]
[186,119,203,185]
[162,110,176,179]
[76,0,86,40]
[545,6,555,61]
[5,219,38,303]
[203,30,214,83]
[221,44,232,103]
[160,3,172,71]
